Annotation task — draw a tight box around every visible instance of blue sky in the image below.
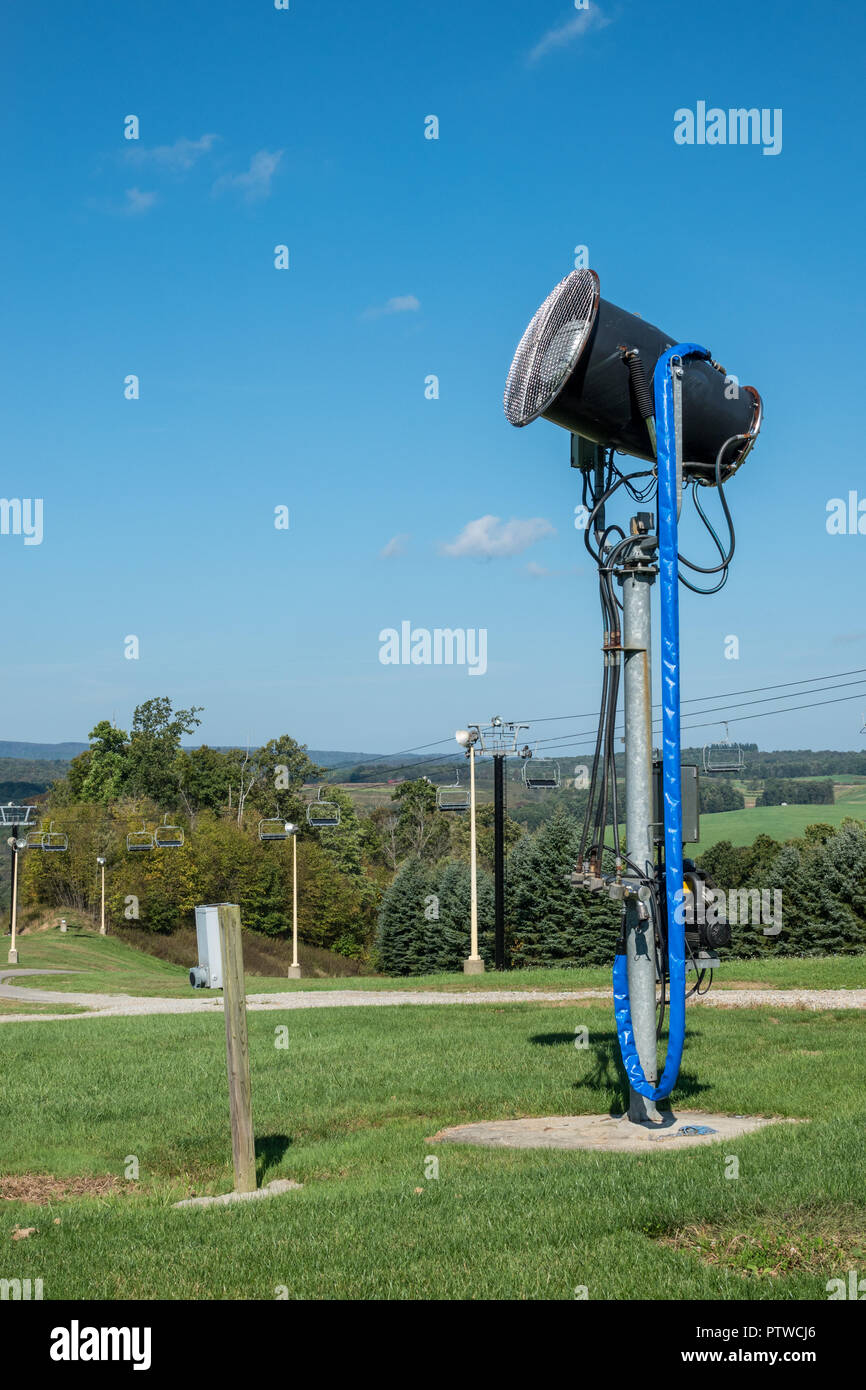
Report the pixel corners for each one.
[2,0,865,760]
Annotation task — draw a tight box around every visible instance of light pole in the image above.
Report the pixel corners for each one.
[462,718,528,970]
[285,823,301,979]
[456,728,483,974]
[258,817,304,979]
[2,803,36,965]
[97,857,106,936]
[7,833,25,965]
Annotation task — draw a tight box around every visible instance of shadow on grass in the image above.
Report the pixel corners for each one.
[255,1134,292,1183]
[529,1028,710,1110]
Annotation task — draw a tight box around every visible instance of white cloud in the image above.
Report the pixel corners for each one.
[125,134,219,171]
[122,187,158,216]
[529,7,611,64]
[213,149,283,201]
[441,515,556,559]
[362,295,421,320]
[380,533,410,558]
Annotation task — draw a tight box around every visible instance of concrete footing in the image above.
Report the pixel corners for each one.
[287,964,302,979]
[431,1110,793,1154]
[463,958,485,975]
[173,1178,302,1209]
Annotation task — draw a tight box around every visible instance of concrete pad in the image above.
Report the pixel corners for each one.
[173,1178,302,1209]
[463,958,485,975]
[431,1111,795,1153]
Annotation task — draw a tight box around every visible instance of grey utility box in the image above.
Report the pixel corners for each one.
[190,904,225,989]
[651,762,700,845]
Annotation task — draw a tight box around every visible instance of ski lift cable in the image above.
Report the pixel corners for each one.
[337,678,866,790]
[527,674,866,749]
[539,687,866,758]
[524,679,866,755]
[274,669,866,797]
[515,666,866,728]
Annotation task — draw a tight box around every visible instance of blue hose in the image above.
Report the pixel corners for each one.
[612,343,711,1101]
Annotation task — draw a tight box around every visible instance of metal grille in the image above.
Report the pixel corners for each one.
[504,269,599,426]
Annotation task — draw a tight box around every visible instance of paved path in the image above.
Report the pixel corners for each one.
[0,969,863,1024]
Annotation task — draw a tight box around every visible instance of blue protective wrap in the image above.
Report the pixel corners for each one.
[612,343,710,1101]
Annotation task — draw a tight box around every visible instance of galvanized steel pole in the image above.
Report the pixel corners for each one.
[620,558,661,1123]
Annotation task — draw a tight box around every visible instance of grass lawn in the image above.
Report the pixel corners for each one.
[3,928,864,999]
[0,929,223,999]
[694,786,866,853]
[0,998,90,1016]
[0,1000,863,1299]
[3,928,865,999]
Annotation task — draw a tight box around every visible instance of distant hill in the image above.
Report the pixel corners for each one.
[0,759,71,790]
[0,740,437,781]
[0,741,87,761]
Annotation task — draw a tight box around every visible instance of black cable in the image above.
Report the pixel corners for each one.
[676,433,742,594]
[517,667,866,729]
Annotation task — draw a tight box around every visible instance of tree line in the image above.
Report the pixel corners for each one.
[16,697,866,971]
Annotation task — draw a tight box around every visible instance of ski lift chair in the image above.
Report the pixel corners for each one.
[41,822,68,852]
[436,773,470,813]
[154,814,184,849]
[259,819,290,841]
[127,821,154,852]
[306,789,340,829]
[702,725,745,775]
[522,758,561,790]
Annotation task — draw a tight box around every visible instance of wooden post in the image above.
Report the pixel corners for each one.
[217,903,256,1193]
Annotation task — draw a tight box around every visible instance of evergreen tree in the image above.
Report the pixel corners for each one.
[375,855,430,975]
[508,808,620,967]
[424,860,470,973]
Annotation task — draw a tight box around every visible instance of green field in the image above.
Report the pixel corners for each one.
[694,779,866,853]
[0,999,863,1299]
[3,928,864,1000]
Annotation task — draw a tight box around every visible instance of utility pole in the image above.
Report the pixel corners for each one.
[493,753,506,969]
[457,729,484,974]
[470,718,527,973]
[619,527,661,1123]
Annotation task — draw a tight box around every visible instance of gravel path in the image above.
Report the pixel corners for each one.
[0,969,863,1024]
